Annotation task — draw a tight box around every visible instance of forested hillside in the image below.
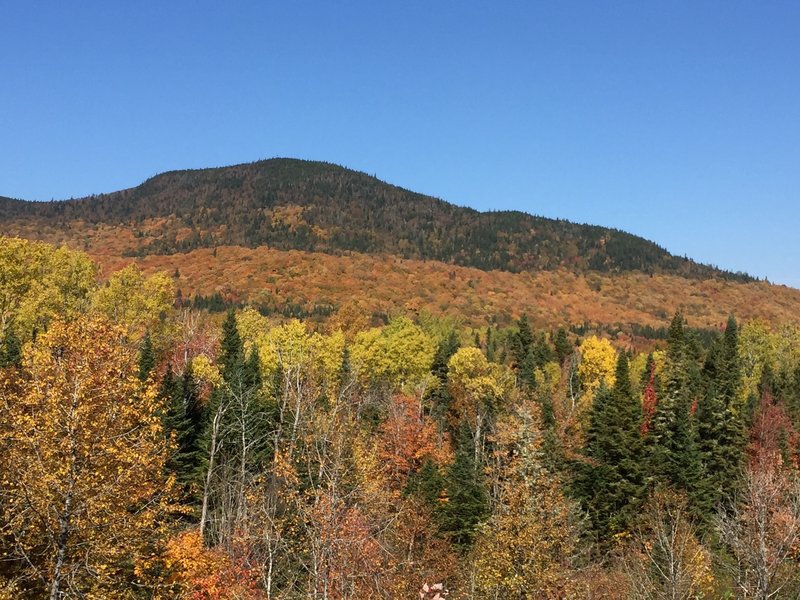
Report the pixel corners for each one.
[0,158,753,279]
[2,236,800,599]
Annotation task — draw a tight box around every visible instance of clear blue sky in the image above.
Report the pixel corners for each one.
[2,2,799,287]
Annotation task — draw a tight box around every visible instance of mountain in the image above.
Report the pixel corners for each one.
[0,158,752,280]
[4,158,797,338]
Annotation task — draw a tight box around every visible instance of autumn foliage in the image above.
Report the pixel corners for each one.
[1,236,800,598]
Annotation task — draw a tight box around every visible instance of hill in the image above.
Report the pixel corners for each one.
[3,158,797,339]
[0,158,752,280]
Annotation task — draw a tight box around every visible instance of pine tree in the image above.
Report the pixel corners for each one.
[519,350,537,389]
[337,345,352,396]
[437,422,489,548]
[138,332,156,381]
[787,365,800,427]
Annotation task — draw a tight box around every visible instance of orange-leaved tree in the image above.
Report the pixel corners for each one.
[0,317,177,599]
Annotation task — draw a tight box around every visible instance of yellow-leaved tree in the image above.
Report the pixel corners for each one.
[0,317,176,599]
[447,346,513,461]
[350,316,436,393]
[577,335,617,401]
[0,236,96,342]
[474,405,583,598]
[91,264,175,347]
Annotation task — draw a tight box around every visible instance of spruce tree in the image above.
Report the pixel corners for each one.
[532,331,555,369]
[647,312,704,518]
[427,329,460,424]
[438,422,489,548]
[199,310,269,543]
[0,329,21,368]
[787,365,800,427]
[553,326,572,366]
[337,345,352,395]
[485,327,496,362]
[513,314,533,367]
[696,316,745,514]
[138,332,156,381]
[160,363,204,497]
[519,350,537,389]
[577,354,645,541]
[406,458,446,507]
[219,309,244,380]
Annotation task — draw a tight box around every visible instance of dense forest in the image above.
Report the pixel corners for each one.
[1,236,799,599]
[0,159,753,280]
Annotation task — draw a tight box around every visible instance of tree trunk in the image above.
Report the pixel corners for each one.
[49,489,73,600]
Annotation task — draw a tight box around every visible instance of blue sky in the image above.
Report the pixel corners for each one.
[2,2,799,287]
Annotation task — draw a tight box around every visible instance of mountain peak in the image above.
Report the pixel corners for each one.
[0,158,753,282]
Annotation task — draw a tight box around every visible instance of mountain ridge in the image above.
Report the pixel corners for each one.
[0,158,755,282]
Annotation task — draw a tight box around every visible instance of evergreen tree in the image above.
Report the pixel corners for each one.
[138,332,156,381]
[553,326,572,366]
[218,309,244,380]
[0,329,21,368]
[787,365,800,427]
[519,350,537,389]
[577,354,645,541]
[406,458,446,507]
[647,312,704,518]
[437,422,489,548]
[515,321,553,390]
[426,329,460,423]
[532,331,555,369]
[696,316,746,515]
[485,327,496,362]
[199,310,269,544]
[512,314,533,367]
[160,363,204,496]
[337,345,352,396]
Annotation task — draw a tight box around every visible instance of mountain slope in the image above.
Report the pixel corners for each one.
[0,158,752,280]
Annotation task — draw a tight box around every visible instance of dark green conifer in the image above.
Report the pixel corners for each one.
[161,363,204,496]
[512,314,533,366]
[577,354,645,541]
[519,350,537,389]
[485,327,496,362]
[427,329,460,423]
[219,309,244,381]
[553,327,572,365]
[138,332,156,381]
[647,312,705,518]
[0,329,22,368]
[532,331,555,369]
[199,310,269,520]
[406,458,446,507]
[437,423,489,548]
[337,345,352,395]
[696,316,745,515]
